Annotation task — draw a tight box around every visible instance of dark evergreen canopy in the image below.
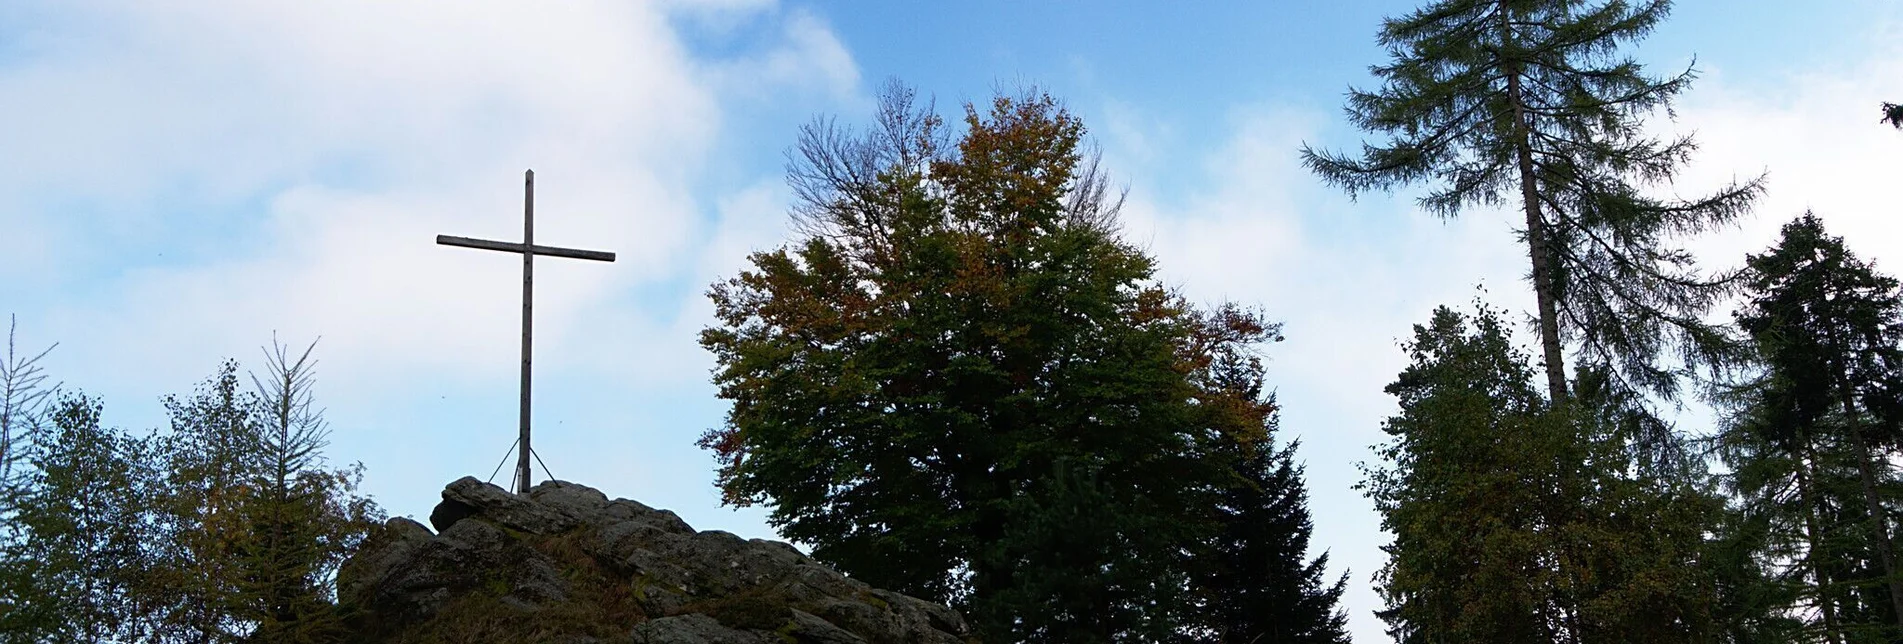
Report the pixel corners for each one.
[1726,213,1903,639]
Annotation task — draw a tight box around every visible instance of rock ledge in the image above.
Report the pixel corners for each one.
[338,477,970,643]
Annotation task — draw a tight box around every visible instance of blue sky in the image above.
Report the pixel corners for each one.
[4,1,1900,640]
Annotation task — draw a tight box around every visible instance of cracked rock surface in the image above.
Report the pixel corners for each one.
[338,477,971,643]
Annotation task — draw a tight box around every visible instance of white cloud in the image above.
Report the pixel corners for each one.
[2,0,856,537]
[1670,31,1903,273]
[697,180,799,285]
[550,178,800,393]
[6,0,850,391]
[702,9,860,104]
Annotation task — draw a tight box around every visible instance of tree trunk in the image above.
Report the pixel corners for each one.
[1499,1,1570,405]
[1824,310,1903,631]
[1840,394,1903,631]
[1798,444,1847,644]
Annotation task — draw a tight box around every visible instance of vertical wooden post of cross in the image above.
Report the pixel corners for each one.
[518,170,534,494]
[437,170,616,494]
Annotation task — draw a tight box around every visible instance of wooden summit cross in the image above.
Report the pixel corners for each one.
[438,170,615,494]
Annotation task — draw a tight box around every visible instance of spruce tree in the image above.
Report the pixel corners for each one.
[1303,0,1761,404]
[1183,306,1349,644]
[234,338,381,643]
[1728,213,1903,638]
[1194,431,1350,644]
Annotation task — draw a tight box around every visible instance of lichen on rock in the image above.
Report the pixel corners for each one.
[337,477,971,643]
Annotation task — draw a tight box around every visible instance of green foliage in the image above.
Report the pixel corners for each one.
[1735,214,1903,450]
[1696,501,1807,644]
[981,459,1191,643]
[0,315,61,638]
[1304,0,1761,403]
[1883,102,1902,129]
[1190,430,1350,644]
[236,339,384,643]
[0,335,381,643]
[1716,395,1894,643]
[702,82,1341,642]
[3,393,159,642]
[143,350,384,643]
[1718,213,1903,641]
[1365,304,1738,643]
[145,358,266,641]
[1180,310,1348,644]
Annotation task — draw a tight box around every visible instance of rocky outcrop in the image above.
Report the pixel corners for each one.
[338,477,971,643]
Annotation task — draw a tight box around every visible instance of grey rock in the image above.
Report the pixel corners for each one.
[591,517,693,572]
[785,608,870,644]
[338,478,970,643]
[528,479,609,515]
[433,475,580,534]
[336,517,432,603]
[629,614,767,644]
[425,494,475,533]
[342,514,575,631]
[644,508,697,535]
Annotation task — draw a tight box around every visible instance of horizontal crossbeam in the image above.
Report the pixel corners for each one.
[436,234,616,262]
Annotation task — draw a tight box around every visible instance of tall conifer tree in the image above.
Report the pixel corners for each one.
[1728,213,1903,638]
[1303,0,1761,404]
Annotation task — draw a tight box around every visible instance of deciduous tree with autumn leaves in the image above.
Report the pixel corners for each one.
[700,82,1348,643]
